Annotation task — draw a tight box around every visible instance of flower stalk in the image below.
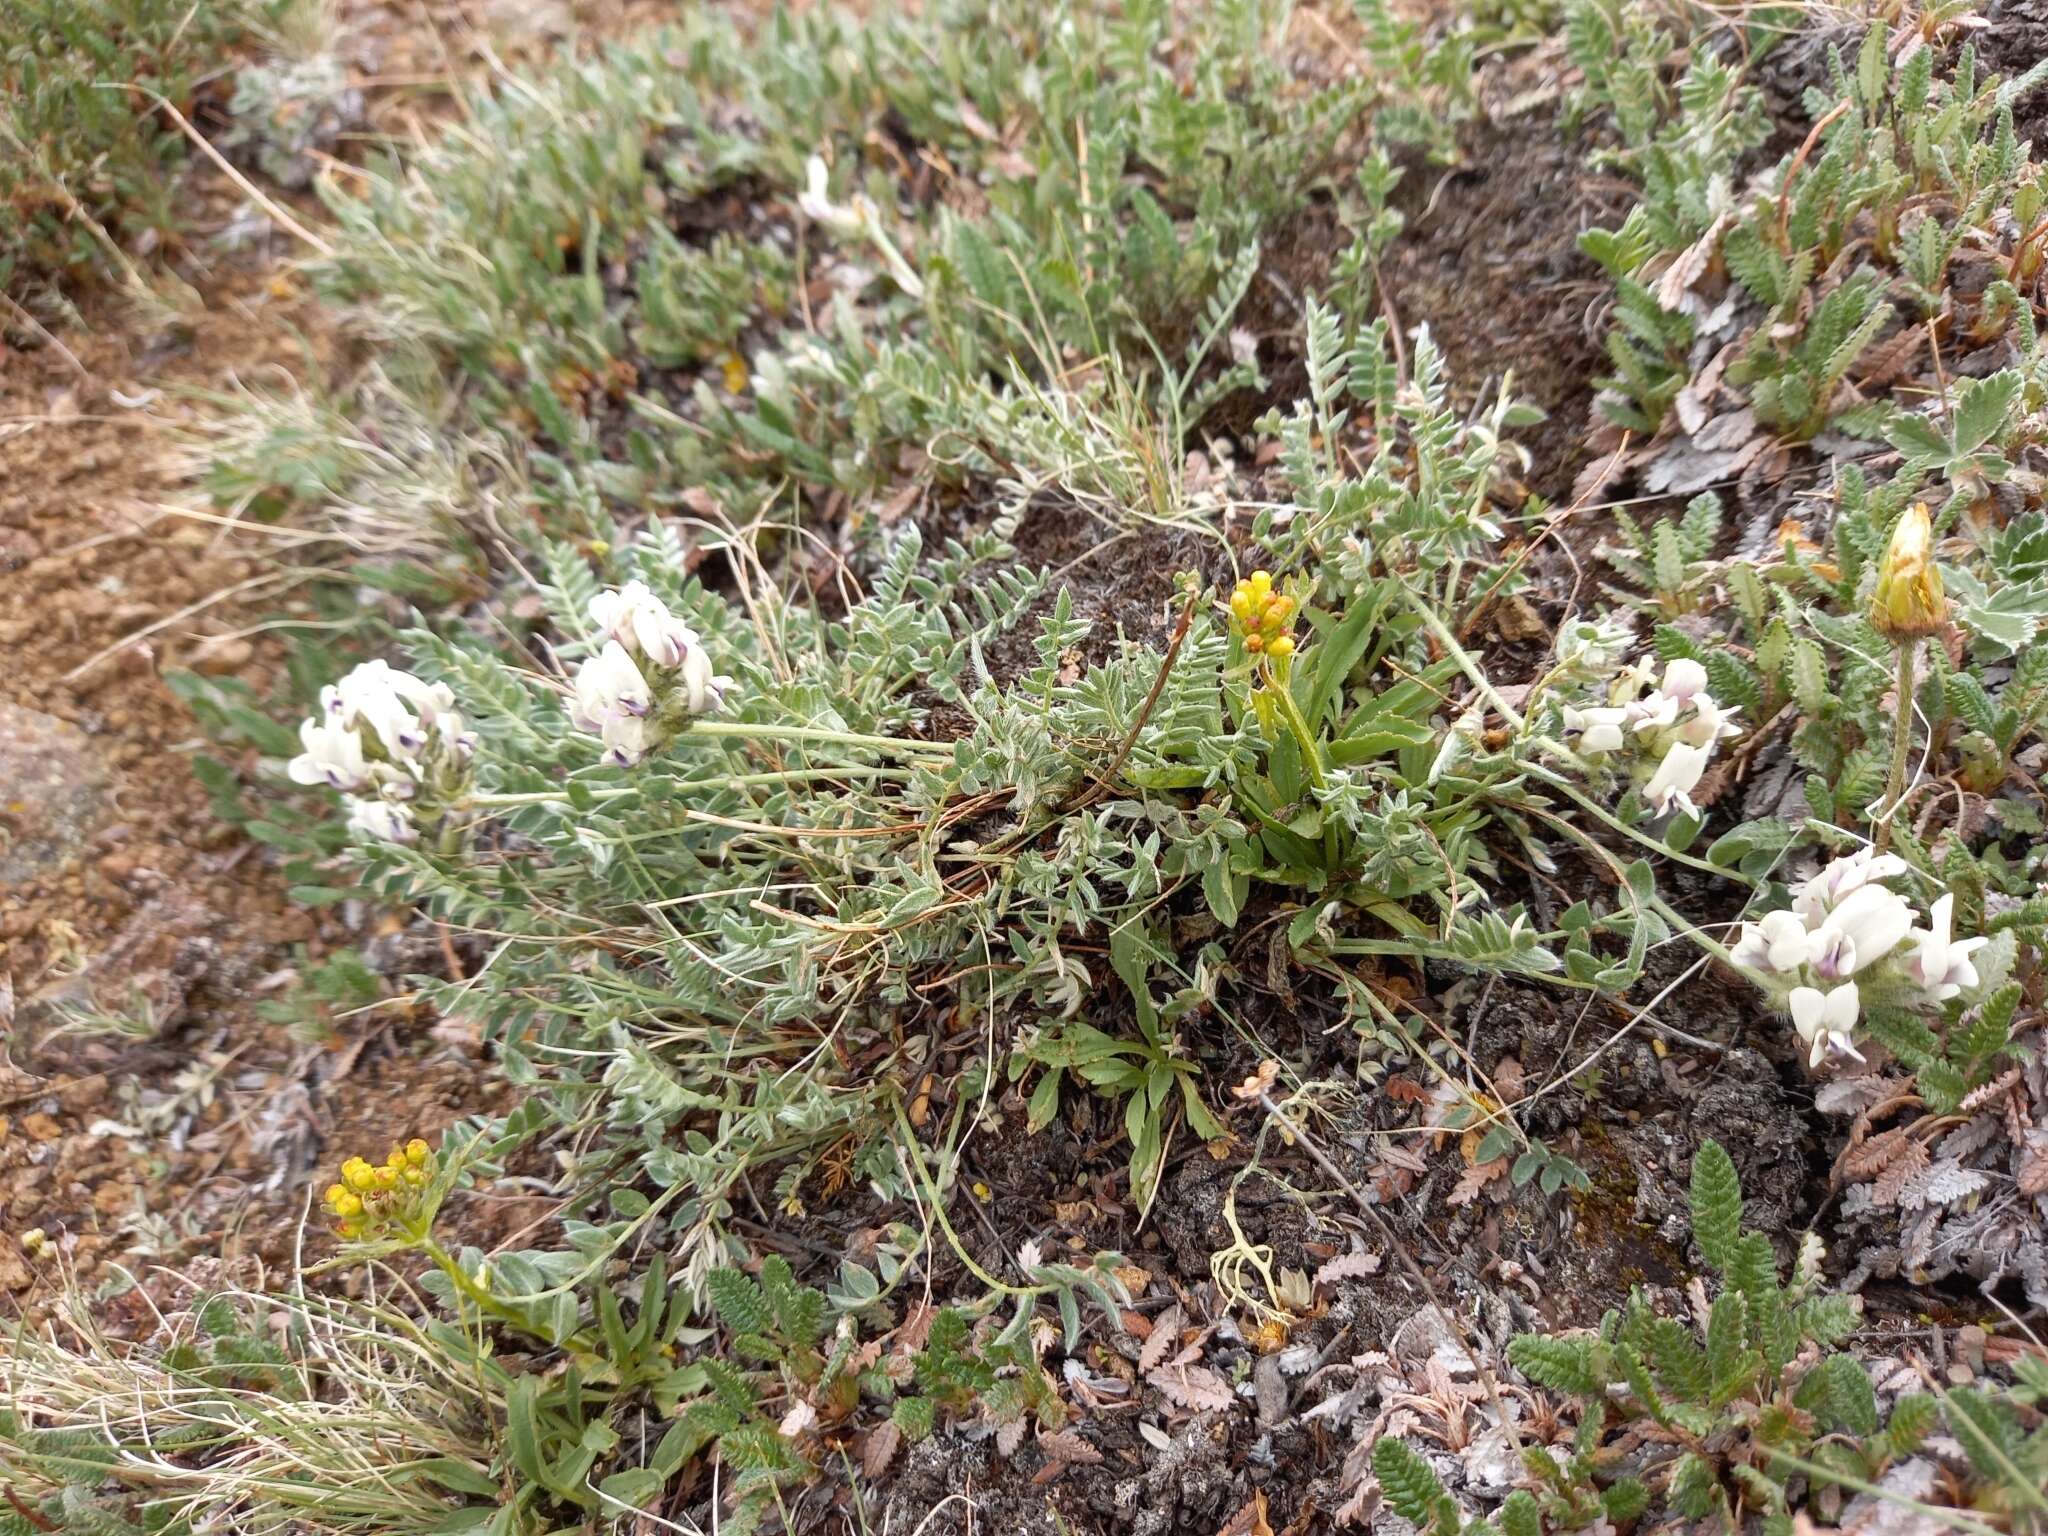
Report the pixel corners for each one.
[1869,504,1948,850]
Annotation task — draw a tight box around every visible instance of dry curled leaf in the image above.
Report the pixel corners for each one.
[1038,1428,1103,1466]
[1654,212,1730,310]
[1874,1137,1930,1206]
[1139,1304,1184,1375]
[1150,1361,1235,1412]
[862,1420,902,1479]
[1841,1124,1914,1182]
[1218,1489,1276,1536]
[1448,1156,1509,1208]
[1314,1251,1383,1288]
[995,1417,1027,1458]
[2018,1149,2048,1198]
[1959,1067,2022,1113]
[894,1301,936,1357]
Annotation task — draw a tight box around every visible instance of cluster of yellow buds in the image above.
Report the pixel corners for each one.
[323,1138,435,1240]
[1228,571,1296,662]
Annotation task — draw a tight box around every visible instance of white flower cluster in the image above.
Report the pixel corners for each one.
[1561,657,1741,819]
[572,581,733,766]
[288,660,475,844]
[1731,849,1989,1068]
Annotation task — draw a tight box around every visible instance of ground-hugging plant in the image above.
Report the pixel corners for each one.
[1501,1140,2041,1534]
[0,0,269,306]
[1575,9,2048,443]
[90,2,2048,1530]
[211,0,1378,557]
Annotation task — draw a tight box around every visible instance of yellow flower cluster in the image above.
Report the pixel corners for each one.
[323,1137,434,1240]
[1228,571,1296,660]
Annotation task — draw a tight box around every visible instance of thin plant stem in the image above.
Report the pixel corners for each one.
[890,1097,1034,1299]
[683,720,952,758]
[465,766,912,808]
[1878,640,1916,852]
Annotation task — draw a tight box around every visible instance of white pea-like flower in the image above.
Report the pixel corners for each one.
[324,659,467,762]
[1727,852,1985,1073]
[677,645,735,715]
[1902,893,1989,1001]
[1792,848,1911,925]
[1805,882,1915,980]
[288,718,370,791]
[1674,692,1743,750]
[344,796,416,845]
[798,154,864,237]
[589,580,699,670]
[1642,739,1711,817]
[1562,704,1630,755]
[1730,909,1813,974]
[1660,658,1709,704]
[571,641,655,766]
[1790,982,1864,1068]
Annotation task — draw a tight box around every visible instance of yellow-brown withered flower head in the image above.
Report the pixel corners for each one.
[1870,503,1948,640]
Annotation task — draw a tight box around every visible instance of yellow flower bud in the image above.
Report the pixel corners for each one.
[374,1165,399,1190]
[1230,590,1252,623]
[1267,634,1296,659]
[1249,570,1272,599]
[1267,595,1293,625]
[387,1147,408,1169]
[1871,503,1948,640]
[344,1160,377,1193]
[1245,632,1264,653]
[325,1184,347,1207]
[406,1138,431,1166]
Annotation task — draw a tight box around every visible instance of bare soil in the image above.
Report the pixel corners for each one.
[0,0,671,1313]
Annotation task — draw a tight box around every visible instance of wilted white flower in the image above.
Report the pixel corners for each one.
[1730,909,1813,974]
[571,641,654,766]
[1562,703,1630,755]
[798,154,864,236]
[589,580,698,669]
[288,718,370,791]
[1806,882,1914,980]
[344,796,416,845]
[795,153,924,298]
[1642,739,1710,817]
[1790,982,1864,1068]
[1902,893,1989,1001]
